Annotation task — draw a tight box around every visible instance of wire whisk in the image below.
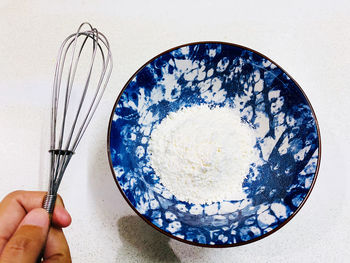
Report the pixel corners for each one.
[42,23,113,214]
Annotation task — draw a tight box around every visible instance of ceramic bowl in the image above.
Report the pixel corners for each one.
[108,42,320,247]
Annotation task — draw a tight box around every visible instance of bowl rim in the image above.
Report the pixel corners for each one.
[106,41,322,248]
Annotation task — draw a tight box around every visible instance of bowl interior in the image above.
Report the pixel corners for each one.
[108,42,320,246]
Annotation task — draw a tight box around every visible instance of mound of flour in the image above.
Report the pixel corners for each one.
[148,105,256,204]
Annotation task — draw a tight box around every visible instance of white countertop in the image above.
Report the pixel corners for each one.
[1,0,349,262]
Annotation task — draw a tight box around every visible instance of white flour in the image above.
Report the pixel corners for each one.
[148,105,256,204]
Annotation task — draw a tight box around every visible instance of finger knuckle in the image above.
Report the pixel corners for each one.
[56,194,65,206]
[2,190,24,202]
[57,194,63,202]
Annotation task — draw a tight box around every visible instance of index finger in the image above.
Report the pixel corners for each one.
[0,191,71,254]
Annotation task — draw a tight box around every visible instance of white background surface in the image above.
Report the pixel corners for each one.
[1,0,349,262]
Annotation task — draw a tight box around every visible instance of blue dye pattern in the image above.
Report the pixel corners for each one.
[109,43,320,246]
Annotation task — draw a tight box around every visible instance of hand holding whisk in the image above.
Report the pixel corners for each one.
[42,22,112,216]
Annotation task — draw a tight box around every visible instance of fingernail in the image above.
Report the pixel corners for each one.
[21,208,49,228]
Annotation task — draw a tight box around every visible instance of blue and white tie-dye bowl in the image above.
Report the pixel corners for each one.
[107,42,321,247]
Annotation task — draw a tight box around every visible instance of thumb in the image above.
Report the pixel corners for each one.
[0,208,49,263]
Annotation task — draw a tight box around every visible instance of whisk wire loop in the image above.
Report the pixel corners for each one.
[44,22,112,208]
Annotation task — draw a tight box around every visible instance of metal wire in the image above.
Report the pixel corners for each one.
[43,22,113,213]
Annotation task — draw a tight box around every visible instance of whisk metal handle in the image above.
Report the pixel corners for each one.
[42,194,57,215]
[37,194,57,262]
